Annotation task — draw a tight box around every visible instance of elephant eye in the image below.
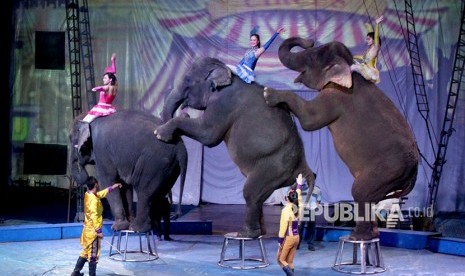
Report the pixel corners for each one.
[184,76,193,85]
[209,81,216,92]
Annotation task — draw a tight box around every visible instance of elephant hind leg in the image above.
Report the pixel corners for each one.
[391,161,418,199]
[350,167,403,240]
[240,172,286,238]
[239,204,264,238]
[349,221,377,241]
[259,207,266,236]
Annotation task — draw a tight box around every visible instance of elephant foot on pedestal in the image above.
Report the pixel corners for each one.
[111,219,130,231]
[349,221,379,241]
[238,226,262,238]
[129,221,152,233]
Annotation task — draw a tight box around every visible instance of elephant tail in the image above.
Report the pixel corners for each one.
[304,168,316,195]
[175,140,188,217]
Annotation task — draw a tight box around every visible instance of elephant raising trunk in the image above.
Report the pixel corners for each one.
[278,37,315,72]
[161,88,185,123]
[278,37,354,89]
[264,38,418,240]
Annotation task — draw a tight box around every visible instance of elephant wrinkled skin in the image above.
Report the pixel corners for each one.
[70,110,187,233]
[264,37,419,240]
[155,57,315,238]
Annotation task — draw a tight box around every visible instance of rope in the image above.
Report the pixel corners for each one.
[371,0,437,170]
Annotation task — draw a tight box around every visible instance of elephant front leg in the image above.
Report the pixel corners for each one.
[154,119,178,142]
[265,86,335,131]
[155,116,226,146]
[263,87,287,107]
[106,191,130,231]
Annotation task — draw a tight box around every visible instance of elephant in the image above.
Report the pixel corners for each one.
[154,57,315,238]
[263,37,419,240]
[69,110,187,233]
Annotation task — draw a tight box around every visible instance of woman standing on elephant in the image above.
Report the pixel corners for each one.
[71,176,121,276]
[351,16,383,83]
[82,53,118,123]
[232,26,285,83]
[277,174,303,276]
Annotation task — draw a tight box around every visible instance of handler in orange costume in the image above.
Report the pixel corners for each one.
[277,174,304,276]
[71,176,121,276]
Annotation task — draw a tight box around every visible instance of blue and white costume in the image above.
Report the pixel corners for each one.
[236,32,279,83]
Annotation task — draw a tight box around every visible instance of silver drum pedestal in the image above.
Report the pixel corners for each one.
[218,232,269,269]
[333,236,386,274]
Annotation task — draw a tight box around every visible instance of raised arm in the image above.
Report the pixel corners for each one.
[374,16,383,47]
[296,174,304,221]
[105,53,116,74]
[255,27,285,57]
[364,16,383,61]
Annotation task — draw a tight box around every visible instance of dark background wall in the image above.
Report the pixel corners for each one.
[1,1,14,213]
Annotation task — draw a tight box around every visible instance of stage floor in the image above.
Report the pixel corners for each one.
[0,204,464,275]
[1,233,464,275]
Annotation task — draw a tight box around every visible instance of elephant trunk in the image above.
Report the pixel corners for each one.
[68,121,90,186]
[278,37,315,71]
[69,149,89,186]
[161,88,186,123]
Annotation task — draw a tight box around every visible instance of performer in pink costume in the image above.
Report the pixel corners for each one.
[82,53,118,123]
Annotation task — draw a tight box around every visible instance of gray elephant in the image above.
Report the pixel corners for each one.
[264,37,419,240]
[69,110,187,233]
[155,57,315,238]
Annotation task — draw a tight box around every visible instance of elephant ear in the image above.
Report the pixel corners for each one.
[75,123,93,157]
[206,60,232,89]
[317,56,352,90]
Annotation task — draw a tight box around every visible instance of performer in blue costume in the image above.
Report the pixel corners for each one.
[233,26,285,83]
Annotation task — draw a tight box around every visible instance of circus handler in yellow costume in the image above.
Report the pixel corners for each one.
[71,176,122,276]
[351,16,384,83]
[277,174,304,276]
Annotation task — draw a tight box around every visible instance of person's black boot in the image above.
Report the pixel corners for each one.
[70,256,86,276]
[282,265,295,276]
[89,261,97,276]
